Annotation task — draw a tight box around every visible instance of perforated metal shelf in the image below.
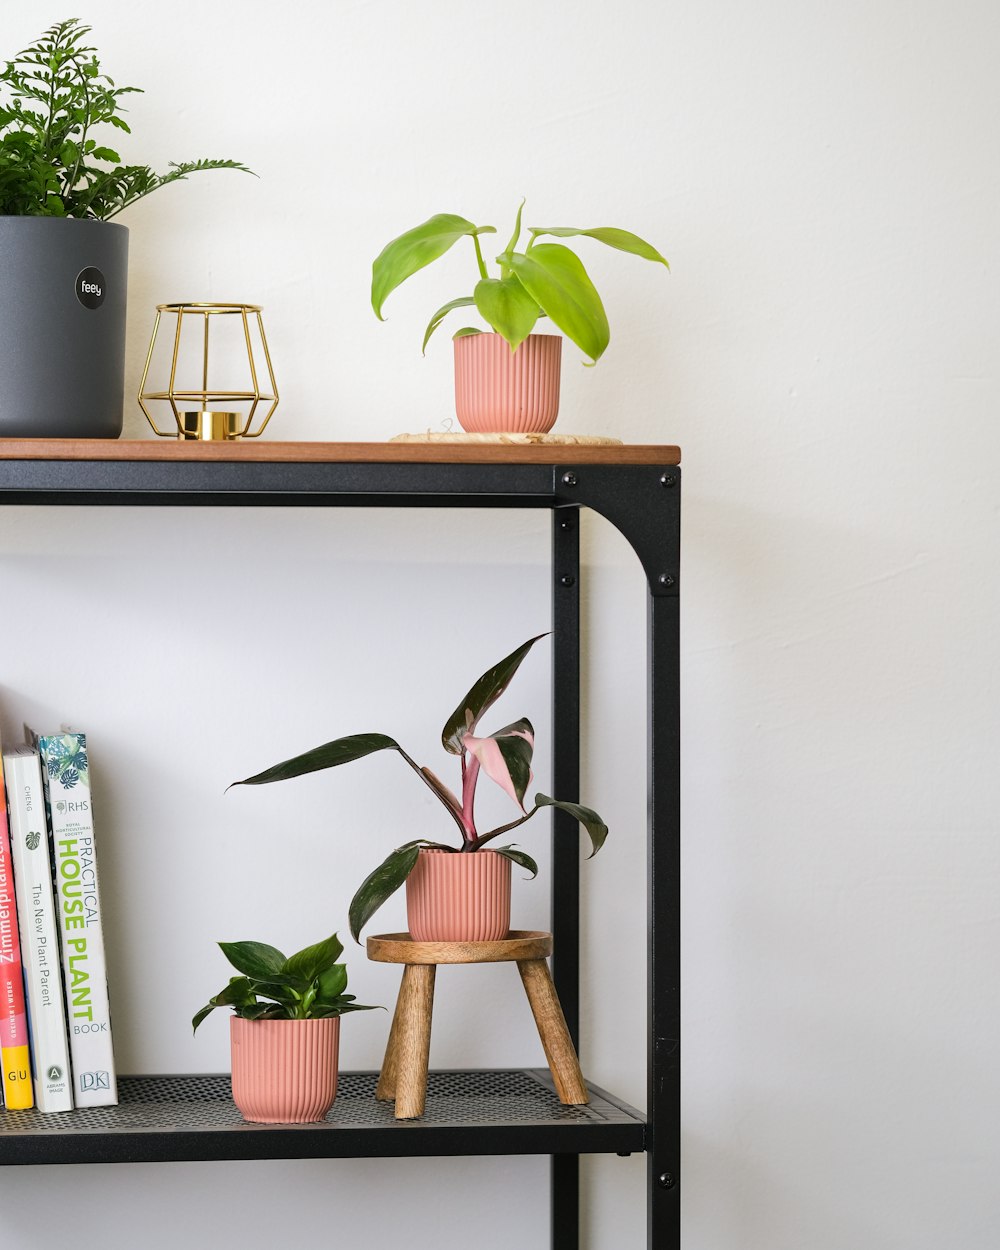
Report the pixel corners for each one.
[0,1070,646,1166]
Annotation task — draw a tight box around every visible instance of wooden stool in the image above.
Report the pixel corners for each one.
[367,930,588,1119]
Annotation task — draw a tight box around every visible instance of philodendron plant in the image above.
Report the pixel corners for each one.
[192,933,377,1032]
[232,633,607,942]
[371,200,668,365]
[0,19,251,218]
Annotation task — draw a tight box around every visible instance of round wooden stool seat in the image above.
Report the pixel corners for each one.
[367,930,587,1119]
[367,930,553,965]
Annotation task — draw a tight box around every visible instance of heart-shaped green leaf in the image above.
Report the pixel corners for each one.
[473,275,539,353]
[372,214,494,320]
[232,733,401,787]
[441,633,548,755]
[219,941,286,979]
[315,963,349,1003]
[507,244,610,365]
[283,933,344,983]
[535,793,608,857]
[527,225,669,268]
[348,842,422,943]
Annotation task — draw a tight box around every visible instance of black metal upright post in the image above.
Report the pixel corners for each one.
[550,504,582,1250]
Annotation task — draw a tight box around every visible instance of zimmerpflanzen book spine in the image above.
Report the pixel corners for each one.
[0,735,33,1109]
[37,732,118,1107]
[5,745,74,1112]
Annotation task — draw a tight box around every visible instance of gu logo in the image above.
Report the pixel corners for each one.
[80,1071,111,1091]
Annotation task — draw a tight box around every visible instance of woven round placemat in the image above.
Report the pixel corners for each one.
[390,432,622,445]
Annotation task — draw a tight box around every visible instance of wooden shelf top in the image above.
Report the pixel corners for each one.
[0,438,680,467]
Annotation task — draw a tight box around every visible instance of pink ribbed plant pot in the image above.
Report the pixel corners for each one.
[454,332,562,434]
[406,849,512,942]
[230,1016,340,1123]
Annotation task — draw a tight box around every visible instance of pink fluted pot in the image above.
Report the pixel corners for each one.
[230,1016,340,1123]
[406,849,512,942]
[454,332,562,434]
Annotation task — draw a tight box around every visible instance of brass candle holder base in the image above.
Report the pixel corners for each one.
[178,411,244,441]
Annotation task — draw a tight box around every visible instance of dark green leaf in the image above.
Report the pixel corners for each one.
[315,963,349,1002]
[219,940,286,978]
[441,633,548,755]
[535,793,608,857]
[232,733,401,787]
[283,933,344,983]
[492,845,539,878]
[348,842,422,943]
[372,214,495,320]
[527,225,669,268]
[507,245,610,365]
[473,276,539,353]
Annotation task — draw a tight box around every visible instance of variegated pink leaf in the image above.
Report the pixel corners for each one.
[463,718,534,810]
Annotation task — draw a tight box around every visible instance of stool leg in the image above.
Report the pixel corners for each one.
[375,970,408,1102]
[517,958,589,1105]
[391,963,437,1119]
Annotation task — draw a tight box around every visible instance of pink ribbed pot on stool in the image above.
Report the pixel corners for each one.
[406,848,512,942]
[230,1016,340,1123]
[454,332,562,434]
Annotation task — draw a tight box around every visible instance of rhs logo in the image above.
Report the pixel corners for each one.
[76,267,106,309]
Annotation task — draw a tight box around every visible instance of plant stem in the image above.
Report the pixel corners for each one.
[472,233,489,281]
[473,805,539,849]
[396,744,470,839]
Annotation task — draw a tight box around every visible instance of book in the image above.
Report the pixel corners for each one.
[5,745,74,1112]
[0,734,33,1109]
[36,731,118,1107]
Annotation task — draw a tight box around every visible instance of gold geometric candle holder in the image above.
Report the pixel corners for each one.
[138,302,278,439]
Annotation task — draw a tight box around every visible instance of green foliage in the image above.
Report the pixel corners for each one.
[371,200,668,364]
[191,932,378,1032]
[0,19,252,220]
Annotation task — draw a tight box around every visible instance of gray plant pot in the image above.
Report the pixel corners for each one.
[0,217,128,439]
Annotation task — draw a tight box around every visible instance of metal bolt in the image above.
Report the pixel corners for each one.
[658,573,676,588]
[659,473,676,488]
[658,1172,676,1190]
[560,575,576,588]
[559,515,575,530]
[561,472,578,487]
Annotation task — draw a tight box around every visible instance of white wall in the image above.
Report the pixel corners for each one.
[1,2,998,1247]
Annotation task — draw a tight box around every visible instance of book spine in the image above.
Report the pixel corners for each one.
[38,733,117,1107]
[6,748,74,1112]
[0,749,33,1109]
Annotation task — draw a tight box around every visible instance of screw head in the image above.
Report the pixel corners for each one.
[659,473,676,488]
[560,575,576,588]
[561,472,578,487]
[658,573,676,588]
[658,1172,676,1189]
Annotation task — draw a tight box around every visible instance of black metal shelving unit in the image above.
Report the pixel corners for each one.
[0,442,681,1250]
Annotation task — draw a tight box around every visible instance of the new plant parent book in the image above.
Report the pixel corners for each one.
[0,736,33,1109]
[37,731,118,1107]
[5,745,74,1112]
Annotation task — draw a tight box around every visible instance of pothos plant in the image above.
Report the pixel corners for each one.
[232,633,608,942]
[371,200,668,365]
[192,933,377,1032]
[0,19,251,219]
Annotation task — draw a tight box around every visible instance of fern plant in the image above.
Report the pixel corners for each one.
[0,19,251,220]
